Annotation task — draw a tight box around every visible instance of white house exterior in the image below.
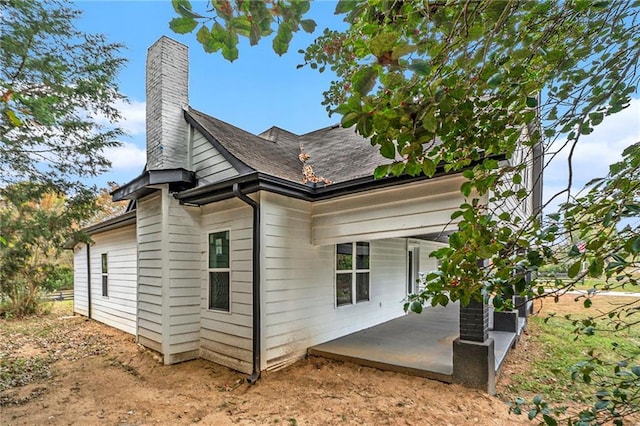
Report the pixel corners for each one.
[71,37,542,388]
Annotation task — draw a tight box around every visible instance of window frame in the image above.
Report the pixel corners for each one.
[101,253,108,297]
[335,241,370,307]
[207,230,231,312]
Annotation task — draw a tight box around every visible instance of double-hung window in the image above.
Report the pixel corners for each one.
[101,253,108,297]
[335,242,370,306]
[208,231,230,311]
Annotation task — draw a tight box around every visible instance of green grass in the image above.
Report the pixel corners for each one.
[504,308,640,404]
[572,278,640,293]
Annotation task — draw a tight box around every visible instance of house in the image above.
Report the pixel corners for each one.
[70,37,542,392]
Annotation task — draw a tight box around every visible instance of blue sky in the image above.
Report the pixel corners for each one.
[77,0,344,187]
[76,1,640,212]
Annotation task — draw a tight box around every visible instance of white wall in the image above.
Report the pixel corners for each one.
[311,175,469,245]
[137,193,164,352]
[262,192,409,370]
[190,127,239,185]
[199,197,255,374]
[73,244,88,316]
[89,225,137,335]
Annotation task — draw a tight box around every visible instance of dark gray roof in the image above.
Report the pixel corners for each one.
[187,107,387,184]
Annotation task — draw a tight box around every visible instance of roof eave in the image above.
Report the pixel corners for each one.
[112,168,197,201]
[63,210,137,249]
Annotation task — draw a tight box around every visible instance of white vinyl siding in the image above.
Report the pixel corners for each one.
[262,192,408,371]
[89,225,137,335]
[73,245,88,316]
[191,128,238,185]
[166,193,201,361]
[137,193,164,352]
[489,131,536,224]
[200,198,254,374]
[311,175,473,245]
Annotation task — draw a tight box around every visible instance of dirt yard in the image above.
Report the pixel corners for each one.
[2,296,633,425]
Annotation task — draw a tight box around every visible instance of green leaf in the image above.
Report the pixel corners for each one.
[526,96,538,108]
[588,259,603,277]
[512,173,522,185]
[631,237,640,254]
[589,111,604,126]
[410,300,423,314]
[335,0,357,14]
[460,181,473,197]
[370,33,396,57]
[300,19,316,33]
[341,111,359,128]
[568,244,581,257]
[380,140,395,159]
[391,43,416,60]
[422,158,436,177]
[390,162,405,176]
[583,298,592,308]
[422,113,438,133]
[231,16,252,37]
[221,44,239,62]
[405,161,421,176]
[568,261,582,278]
[542,414,558,426]
[373,164,390,179]
[5,109,22,127]
[273,38,288,56]
[196,25,210,45]
[408,60,432,76]
[169,16,198,34]
[352,67,377,96]
[173,0,205,18]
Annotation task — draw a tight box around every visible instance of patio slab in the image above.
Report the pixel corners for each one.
[308,303,518,383]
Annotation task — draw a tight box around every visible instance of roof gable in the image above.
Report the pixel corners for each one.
[185,107,387,185]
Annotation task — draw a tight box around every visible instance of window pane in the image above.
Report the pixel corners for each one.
[102,275,108,297]
[356,272,370,302]
[336,243,352,270]
[101,253,108,273]
[209,231,229,269]
[336,273,352,306]
[209,271,230,311]
[356,242,369,269]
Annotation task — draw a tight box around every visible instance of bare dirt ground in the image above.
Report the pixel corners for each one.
[2,295,635,425]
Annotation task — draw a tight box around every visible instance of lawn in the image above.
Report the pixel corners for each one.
[500,295,640,424]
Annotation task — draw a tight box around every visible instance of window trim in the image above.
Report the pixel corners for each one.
[101,253,108,297]
[335,241,370,307]
[207,230,231,313]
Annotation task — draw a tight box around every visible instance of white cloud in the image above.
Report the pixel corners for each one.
[117,99,146,135]
[92,99,146,136]
[103,141,146,171]
[543,97,640,212]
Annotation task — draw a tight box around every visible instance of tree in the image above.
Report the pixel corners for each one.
[1,0,126,193]
[171,0,640,423]
[0,0,126,315]
[0,182,94,316]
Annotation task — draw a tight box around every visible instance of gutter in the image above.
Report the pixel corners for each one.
[232,183,261,384]
[175,155,507,207]
[86,243,91,319]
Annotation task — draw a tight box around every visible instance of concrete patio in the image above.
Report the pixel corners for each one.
[308,303,520,384]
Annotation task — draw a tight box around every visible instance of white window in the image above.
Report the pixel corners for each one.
[208,231,230,311]
[336,242,370,306]
[101,253,108,297]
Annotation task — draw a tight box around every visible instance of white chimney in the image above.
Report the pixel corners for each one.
[146,36,189,170]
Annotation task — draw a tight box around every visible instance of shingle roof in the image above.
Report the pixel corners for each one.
[187,107,386,184]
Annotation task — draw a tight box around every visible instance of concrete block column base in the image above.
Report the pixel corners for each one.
[452,337,496,395]
[493,310,519,333]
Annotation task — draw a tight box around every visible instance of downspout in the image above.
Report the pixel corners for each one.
[232,183,261,384]
[86,243,92,319]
